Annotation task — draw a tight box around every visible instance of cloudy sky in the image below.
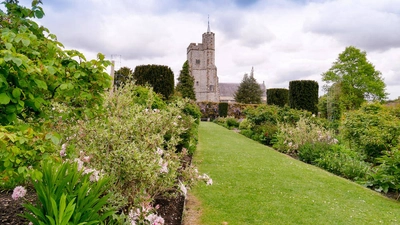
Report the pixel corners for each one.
[17,0,400,99]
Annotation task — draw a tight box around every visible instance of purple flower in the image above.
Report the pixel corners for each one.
[12,186,27,200]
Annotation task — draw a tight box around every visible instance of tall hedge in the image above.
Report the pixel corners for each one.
[289,80,319,114]
[267,88,289,107]
[218,102,229,117]
[133,64,174,100]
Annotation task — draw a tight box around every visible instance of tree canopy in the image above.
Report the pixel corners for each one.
[322,46,387,110]
[0,0,111,124]
[133,64,174,100]
[176,61,196,101]
[114,66,133,88]
[234,68,262,104]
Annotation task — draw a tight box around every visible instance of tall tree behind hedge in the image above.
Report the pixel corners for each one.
[234,68,262,104]
[114,66,133,88]
[267,88,289,107]
[322,46,387,110]
[176,61,196,100]
[133,65,174,100]
[289,80,319,114]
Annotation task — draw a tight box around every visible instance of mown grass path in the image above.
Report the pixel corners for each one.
[190,122,400,225]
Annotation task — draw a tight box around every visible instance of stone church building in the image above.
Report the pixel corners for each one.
[187,26,266,103]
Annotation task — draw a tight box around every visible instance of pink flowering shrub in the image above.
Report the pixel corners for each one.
[273,116,338,154]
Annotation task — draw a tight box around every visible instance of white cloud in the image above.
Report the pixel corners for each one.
[12,0,400,99]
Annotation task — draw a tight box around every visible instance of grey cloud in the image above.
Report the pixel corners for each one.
[304,1,400,52]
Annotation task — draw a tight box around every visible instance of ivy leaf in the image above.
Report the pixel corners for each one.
[34,79,47,89]
[0,93,11,104]
[12,57,22,67]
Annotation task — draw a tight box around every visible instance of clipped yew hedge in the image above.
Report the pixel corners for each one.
[133,64,175,100]
[267,88,289,107]
[289,80,319,114]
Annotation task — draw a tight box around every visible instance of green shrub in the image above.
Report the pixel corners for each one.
[289,80,319,115]
[213,117,227,127]
[252,122,278,145]
[131,85,166,110]
[273,116,337,154]
[226,117,239,128]
[315,145,371,181]
[239,129,254,139]
[0,1,111,125]
[369,148,400,193]
[55,83,194,211]
[298,142,331,164]
[23,161,115,224]
[244,105,279,126]
[218,102,229,117]
[0,124,59,188]
[239,118,252,130]
[182,100,201,124]
[341,102,400,160]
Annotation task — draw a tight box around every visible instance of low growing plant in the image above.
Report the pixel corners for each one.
[368,148,400,194]
[315,145,371,181]
[22,160,115,224]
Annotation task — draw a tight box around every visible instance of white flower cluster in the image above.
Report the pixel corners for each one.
[198,173,213,185]
[129,202,164,225]
[72,150,101,182]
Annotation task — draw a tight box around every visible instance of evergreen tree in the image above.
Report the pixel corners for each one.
[176,61,196,100]
[133,64,175,100]
[234,68,262,104]
[114,66,133,88]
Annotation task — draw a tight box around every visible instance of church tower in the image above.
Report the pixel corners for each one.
[187,19,220,102]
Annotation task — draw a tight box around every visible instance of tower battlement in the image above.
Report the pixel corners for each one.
[187,29,219,102]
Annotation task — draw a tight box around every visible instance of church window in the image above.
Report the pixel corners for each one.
[196,81,199,86]
[196,59,200,64]
[209,85,214,91]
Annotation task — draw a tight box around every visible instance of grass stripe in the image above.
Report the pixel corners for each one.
[192,122,400,225]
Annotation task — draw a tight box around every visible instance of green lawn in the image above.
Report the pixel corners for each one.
[191,122,400,225]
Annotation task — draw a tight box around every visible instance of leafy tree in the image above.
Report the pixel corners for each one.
[234,68,262,104]
[0,0,111,124]
[176,61,195,100]
[322,46,387,110]
[133,65,174,100]
[114,66,133,88]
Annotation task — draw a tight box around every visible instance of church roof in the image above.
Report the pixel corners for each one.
[219,83,266,97]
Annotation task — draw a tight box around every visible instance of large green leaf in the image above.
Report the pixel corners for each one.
[0,93,11,104]
[34,79,47,89]
[21,38,31,47]
[12,57,22,67]
[12,88,21,98]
